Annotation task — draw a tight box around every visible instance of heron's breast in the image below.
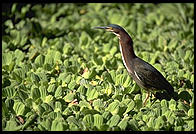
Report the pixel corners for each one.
[119,43,134,74]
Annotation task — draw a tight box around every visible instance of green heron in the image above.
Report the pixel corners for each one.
[94,24,174,105]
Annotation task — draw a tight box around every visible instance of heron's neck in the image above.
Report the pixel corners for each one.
[119,36,136,59]
[119,36,136,74]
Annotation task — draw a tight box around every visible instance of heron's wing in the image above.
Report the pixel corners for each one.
[133,58,173,93]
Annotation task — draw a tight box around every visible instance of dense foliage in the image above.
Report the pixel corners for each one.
[2,3,194,131]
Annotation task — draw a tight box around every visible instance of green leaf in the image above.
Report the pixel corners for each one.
[188,109,194,117]
[5,20,14,29]
[147,117,155,128]
[169,99,176,111]
[14,49,25,64]
[83,114,93,128]
[41,37,48,47]
[118,117,129,130]
[177,102,189,113]
[168,115,175,124]
[31,87,40,100]
[107,115,120,127]
[13,101,25,115]
[184,50,192,62]
[168,39,178,50]
[47,84,56,93]
[124,99,135,115]
[110,46,118,55]
[92,99,103,111]
[37,105,45,115]
[44,51,54,65]
[54,101,62,112]
[81,108,99,115]
[161,99,168,107]
[58,72,68,83]
[39,119,52,131]
[12,69,25,83]
[93,114,103,129]
[43,95,53,104]
[55,86,63,99]
[53,51,62,63]
[2,102,9,117]
[2,87,16,98]
[51,118,64,131]
[31,73,40,85]
[158,36,165,47]
[177,48,185,59]
[67,116,79,127]
[64,74,72,84]
[187,120,194,130]
[63,92,75,103]
[102,111,112,121]
[39,85,48,99]
[76,85,86,94]
[122,74,132,88]
[129,119,140,131]
[68,80,76,90]
[79,100,92,110]
[82,67,96,79]
[155,116,165,129]
[4,119,22,131]
[63,43,72,54]
[174,126,183,131]
[2,53,13,66]
[86,88,99,101]
[106,100,120,115]
[34,55,45,67]
[109,70,116,82]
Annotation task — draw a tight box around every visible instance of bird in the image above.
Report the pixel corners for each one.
[94,24,174,106]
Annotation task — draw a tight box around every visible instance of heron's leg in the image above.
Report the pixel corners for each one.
[143,91,150,106]
[151,93,157,105]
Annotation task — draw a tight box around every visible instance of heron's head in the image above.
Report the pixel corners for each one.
[94,24,127,38]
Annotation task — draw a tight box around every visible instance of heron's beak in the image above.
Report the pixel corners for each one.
[93,26,113,32]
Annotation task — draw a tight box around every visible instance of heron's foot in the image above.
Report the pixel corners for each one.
[143,92,150,106]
